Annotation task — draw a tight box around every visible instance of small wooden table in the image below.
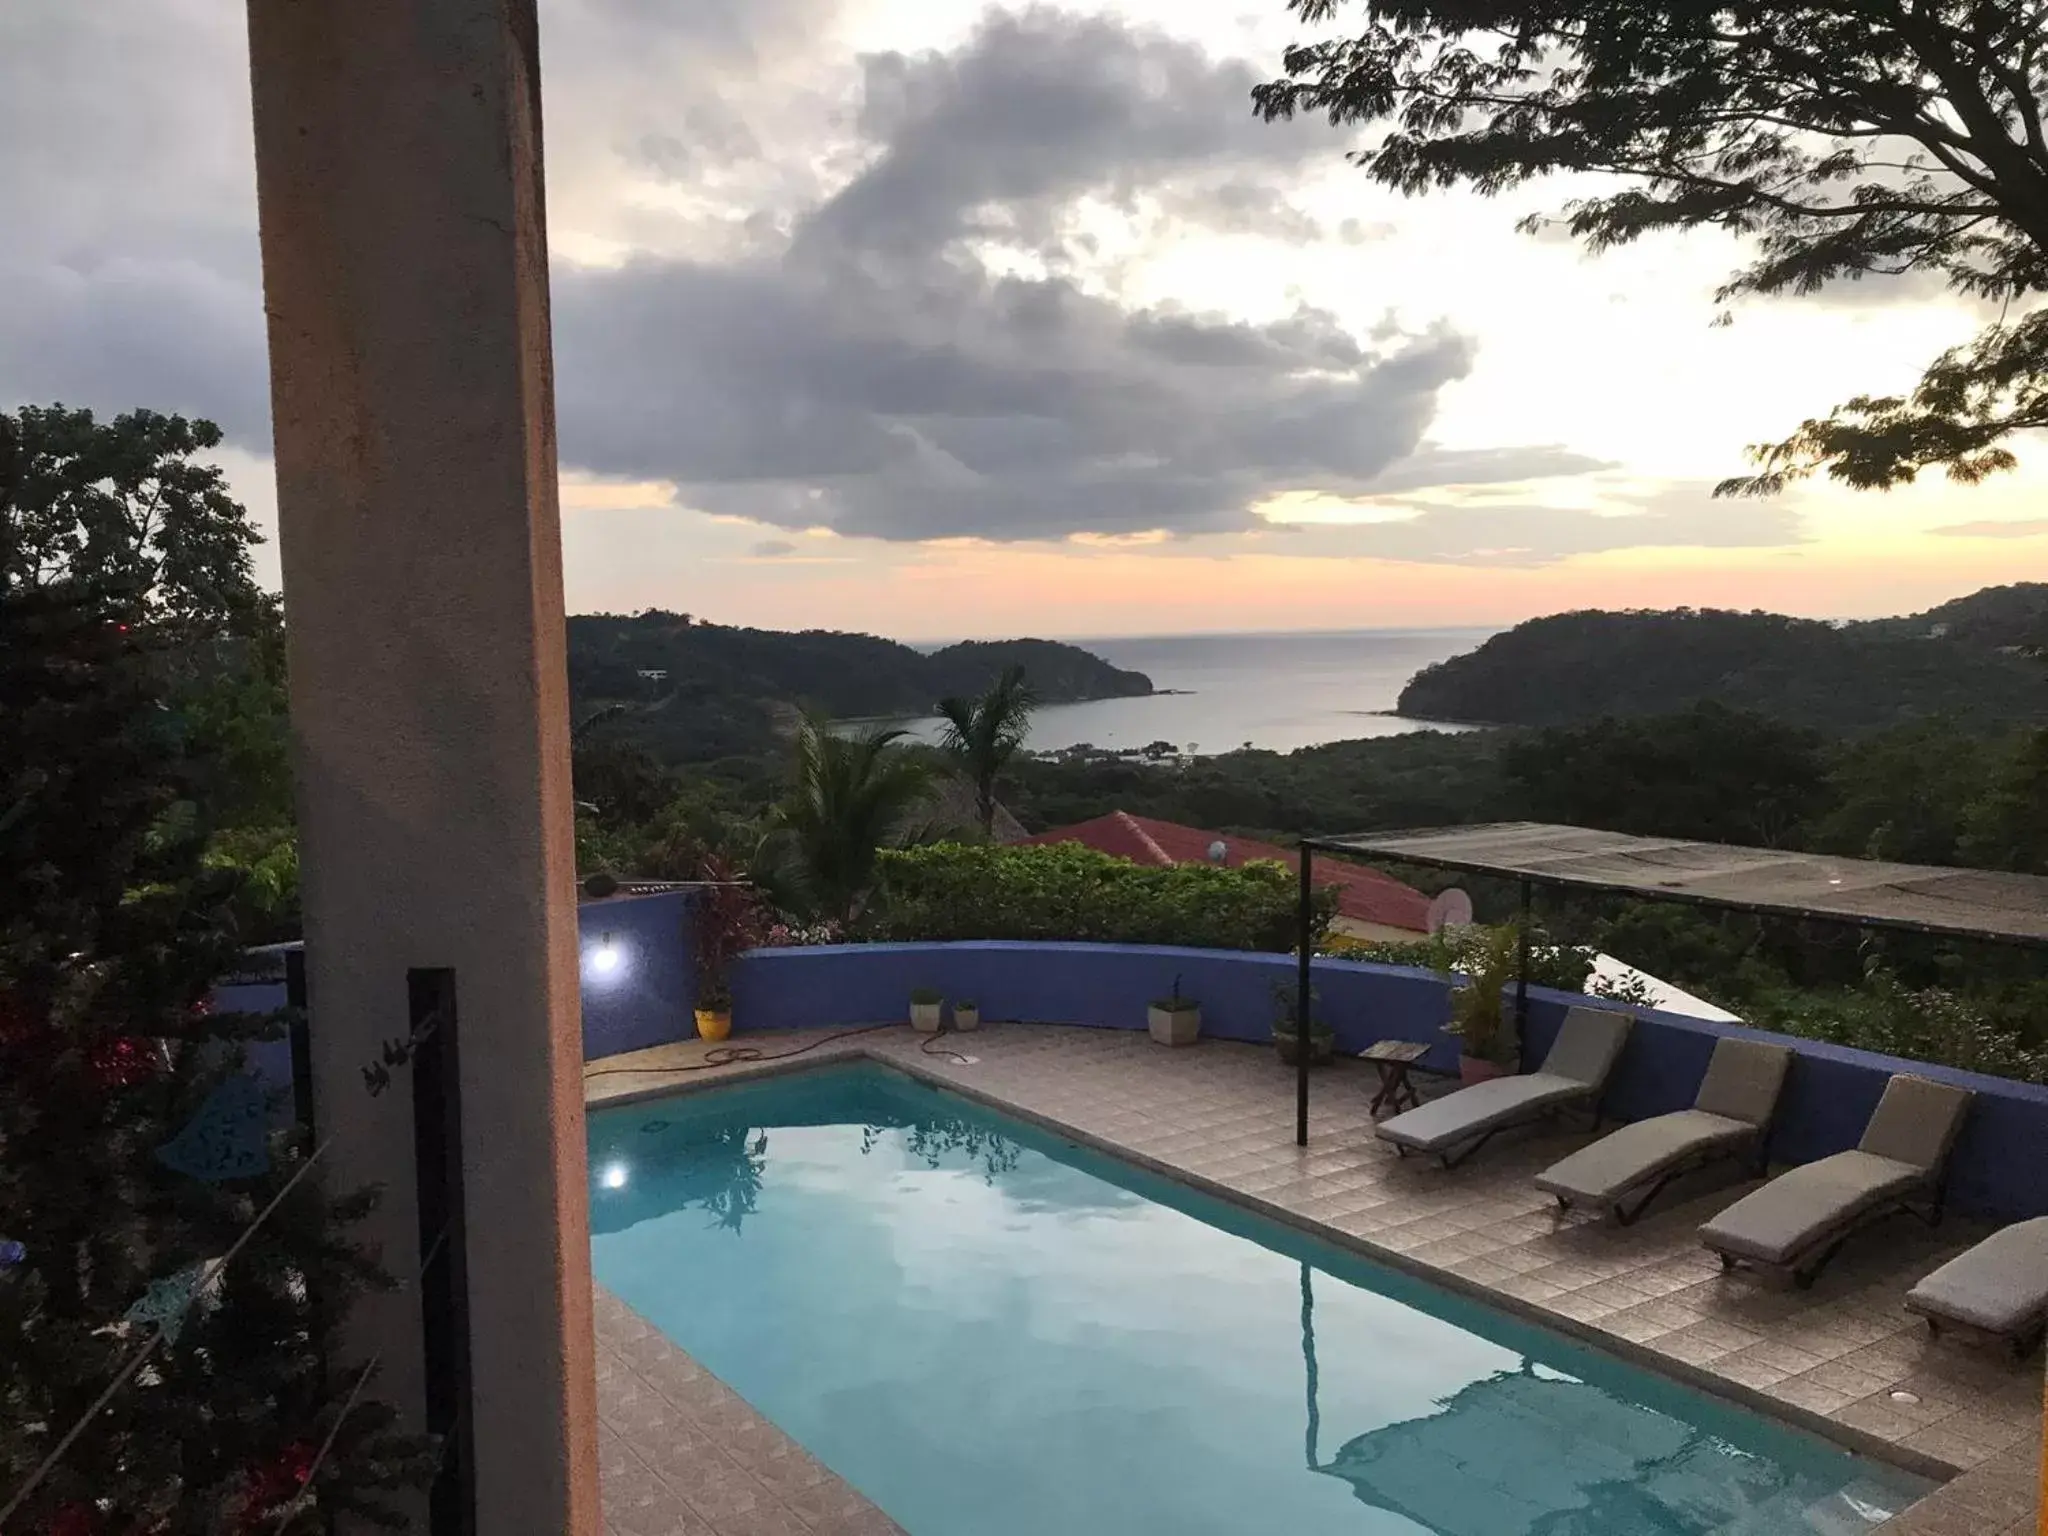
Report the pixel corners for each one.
[1359,1039,1431,1117]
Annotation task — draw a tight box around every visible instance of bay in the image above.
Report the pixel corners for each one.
[883,628,1495,755]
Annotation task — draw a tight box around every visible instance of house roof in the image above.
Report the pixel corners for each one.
[1022,811,1432,934]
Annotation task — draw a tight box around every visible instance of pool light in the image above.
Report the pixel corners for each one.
[601,1162,629,1190]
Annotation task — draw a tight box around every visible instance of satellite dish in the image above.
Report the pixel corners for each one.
[1427,888,1475,934]
[1207,839,1228,864]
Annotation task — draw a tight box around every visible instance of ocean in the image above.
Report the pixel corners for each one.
[887,628,1495,755]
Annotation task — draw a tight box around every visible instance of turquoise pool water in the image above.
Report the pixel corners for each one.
[588,1065,1928,1536]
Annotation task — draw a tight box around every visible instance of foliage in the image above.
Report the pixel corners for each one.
[1,405,264,632]
[0,579,429,1529]
[1152,973,1198,1012]
[565,611,1148,764]
[1399,608,2048,733]
[908,987,944,1006]
[1750,968,2048,1084]
[691,857,766,1011]
[1441,924,1523,1065]
[1256,0,2048,494]
[1335,924,1597,994]
[759,714,935,921]
[1269,981,1334,1041]
[869,842,1339,951]
[936,663,1037,839]
[1499,703,1832,846]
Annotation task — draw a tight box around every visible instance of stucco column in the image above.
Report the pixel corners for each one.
[243,2,597,1531]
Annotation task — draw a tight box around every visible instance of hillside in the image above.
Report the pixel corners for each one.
[1395,601,2048,734]
[567,612,1152,761]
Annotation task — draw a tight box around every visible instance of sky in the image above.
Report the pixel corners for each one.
[4,0,2043,640]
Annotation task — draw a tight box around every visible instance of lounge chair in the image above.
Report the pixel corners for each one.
[1536,1037,1793,1225]
[1699,1073,1974,1288]
[1904,1217,2048,1358]
[1376,1006,1633,1169]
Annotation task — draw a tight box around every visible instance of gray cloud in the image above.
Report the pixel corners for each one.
[750,538,800,557]
[2,0,1639,561]
[553,7,1600,543]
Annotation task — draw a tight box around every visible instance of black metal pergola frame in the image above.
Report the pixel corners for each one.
[1290,822,2048,1147]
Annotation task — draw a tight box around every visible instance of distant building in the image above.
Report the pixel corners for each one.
[1022,811,1432,942]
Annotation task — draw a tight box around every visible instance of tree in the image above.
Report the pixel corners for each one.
[935,664,1037,839]
[0,579,428,1530]
[1498,703,1831,846]
[760,714,935,922]
[1,405,264,632]
[1255,0,2048,493]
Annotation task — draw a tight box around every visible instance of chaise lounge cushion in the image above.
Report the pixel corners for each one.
[1535,1110,1757,1208]
[1697,1150,1926,1267]
[1377,1072,1594,1156]
[1905,1218,2048,1337]
[1376,1006,1632,1159]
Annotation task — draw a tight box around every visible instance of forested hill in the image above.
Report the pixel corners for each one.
[1396,596,2048,734]
[566,612,1152,761]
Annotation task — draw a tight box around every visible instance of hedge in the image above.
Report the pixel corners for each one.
[868,842,1338,952]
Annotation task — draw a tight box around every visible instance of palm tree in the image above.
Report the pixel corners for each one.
[936,665,1036,839]
[761,712,933,921]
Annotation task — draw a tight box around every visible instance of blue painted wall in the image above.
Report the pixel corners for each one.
[205,942,298,1125]
[712,940,2048,1223]
[578,889,697,1058]
[1518,987,2048,1222]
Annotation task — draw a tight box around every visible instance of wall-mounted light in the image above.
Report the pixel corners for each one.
[588,932,623,976]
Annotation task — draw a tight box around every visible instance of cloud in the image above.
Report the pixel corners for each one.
[1929,518,2048,539]
[750,538,799,557]
[552,7,1609,544]
[0,0,1634,564]
[1264,480,1804,566]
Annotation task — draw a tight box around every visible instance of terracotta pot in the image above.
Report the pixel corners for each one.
[694,1008,733,1043]
[1459,1054,1508,1085]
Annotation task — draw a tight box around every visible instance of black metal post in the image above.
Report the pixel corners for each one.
[1296,841,1314,1146]
[409,968,475,1536]
[1513,878,1533,1067]
[284,946,315,1139]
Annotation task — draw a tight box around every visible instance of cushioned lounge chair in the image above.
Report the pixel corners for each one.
[1536,1037,1793,1225]
[1905,1218,2048,1358]
[1699,1073,1974,1288]
[1375,1006,1633,1170]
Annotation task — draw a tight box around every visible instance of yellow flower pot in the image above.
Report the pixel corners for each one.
[694,1008,732,1043]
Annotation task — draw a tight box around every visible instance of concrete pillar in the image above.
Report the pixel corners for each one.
[243,3,598,1531]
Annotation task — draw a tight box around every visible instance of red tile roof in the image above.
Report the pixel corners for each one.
[1021,811,1432,934]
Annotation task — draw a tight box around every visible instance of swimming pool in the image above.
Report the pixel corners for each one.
[588,1064,1929,1535]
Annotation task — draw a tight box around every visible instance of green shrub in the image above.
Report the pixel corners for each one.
[1332,925,1598,994]
[1750,969,2047,1084]
[869,842,1337,952]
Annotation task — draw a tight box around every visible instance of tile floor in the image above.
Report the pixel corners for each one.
[585,1023,2045,1535]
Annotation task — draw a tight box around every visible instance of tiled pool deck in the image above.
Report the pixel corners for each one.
[585,1024,2045,1536]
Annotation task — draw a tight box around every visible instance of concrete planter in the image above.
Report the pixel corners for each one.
[1148,1003,1201,1046]
[910,999,944,1034]
[954,1004,981,1032]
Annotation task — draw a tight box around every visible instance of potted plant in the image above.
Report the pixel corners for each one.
[954,998,981,1032]
[1147,976,1201,1046]
[1271,982,1335,1067]
[1443,922,1521,1083]
[692,858,762,1044]
[909,987,945,1033]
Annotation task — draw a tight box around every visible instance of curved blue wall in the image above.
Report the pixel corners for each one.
[578,934,2048,1224]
